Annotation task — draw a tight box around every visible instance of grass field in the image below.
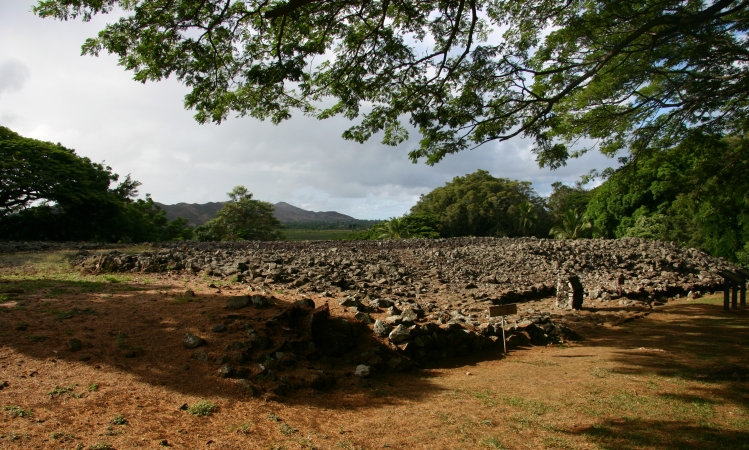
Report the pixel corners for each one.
[282,228,356,241]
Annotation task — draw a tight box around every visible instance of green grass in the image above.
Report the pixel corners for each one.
[472,390,499,406]
[470,390,554,415]
[280,422,297,436]
[48,384,83,399]
[3,405,33,418]
[50,431,76,442]
[481,436,506,449]
[500,395,554,415]
[282,229,355,241]
[110,414,128,425]
[0,250,151,297]
[186,400,217,417]
[229,422,253,435]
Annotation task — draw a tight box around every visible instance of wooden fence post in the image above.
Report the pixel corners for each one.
[736,268,749,308]
[719,270,743,311]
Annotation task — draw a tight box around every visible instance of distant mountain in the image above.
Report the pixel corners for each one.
[156,201,360,226]
[272,202,356,223]
[155,202,224,226]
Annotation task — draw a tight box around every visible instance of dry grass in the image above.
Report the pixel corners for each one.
[0,251,748,449]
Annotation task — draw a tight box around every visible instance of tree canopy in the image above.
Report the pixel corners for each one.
[34,0,749,166]
[585,132,749,262]
[410,170,548,237]
[348,213,440,240]
[547,182,592,222]
[1,126,123,217]
[0,126,192,242]
[194,186,284,241]
[549,208,592,240]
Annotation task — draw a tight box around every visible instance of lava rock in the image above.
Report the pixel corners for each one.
[68,338,83,352]
[388,324,411,344]
[235,379,259,396]
[183,333,207,349]
[217,365,234,378]
[355,311,373,324]
[251,295,269,308]
[354,365,371,377]
[400,307,419,324]
[191,349,210,362]
[373,319,392,337]
[226,296,251,310]
[293,299,315,308]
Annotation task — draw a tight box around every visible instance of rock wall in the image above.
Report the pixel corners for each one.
[74,237,736,302]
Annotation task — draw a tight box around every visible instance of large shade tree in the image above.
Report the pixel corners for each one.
[0,126,192,242]
[34,0,749,167]
[585,132,749,261]
[410,169,547,237]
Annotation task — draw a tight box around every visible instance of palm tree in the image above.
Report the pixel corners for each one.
[549,208,592,239]
[378,217,409,239]
[516,201,538,236]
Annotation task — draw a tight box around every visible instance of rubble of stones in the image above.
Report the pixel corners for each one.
[180,297,416,397]
[74,237,735,302]
[71,237,736,373]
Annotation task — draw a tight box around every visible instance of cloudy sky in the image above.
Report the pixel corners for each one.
[0,1,618,220]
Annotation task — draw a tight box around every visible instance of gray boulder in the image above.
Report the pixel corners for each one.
[400,307,418,324]
[226,296,251,310]
[388,324,411,344]
[354,365,371,377]
[373,320,392,337]
[355,311,373,324]
[68,338,82,352]
[183,333,207,349]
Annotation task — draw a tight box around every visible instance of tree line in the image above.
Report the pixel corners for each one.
[0,126,280,243]
[350,132,749,267]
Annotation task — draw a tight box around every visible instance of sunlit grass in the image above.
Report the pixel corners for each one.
[0,250,150,296]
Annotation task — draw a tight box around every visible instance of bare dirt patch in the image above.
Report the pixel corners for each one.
[1,251,748,449]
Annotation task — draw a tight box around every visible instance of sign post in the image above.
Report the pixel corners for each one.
[488,304,518,354]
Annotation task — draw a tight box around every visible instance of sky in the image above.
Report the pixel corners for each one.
[0,1,618,220]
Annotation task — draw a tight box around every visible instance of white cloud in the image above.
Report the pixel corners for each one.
[0,59,30,98]
[0,1,620,220]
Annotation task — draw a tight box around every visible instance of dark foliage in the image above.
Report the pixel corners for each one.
[35,0,749,167]
[194,186,284,241]
[410,170,550,237]
[0,126,192,242]
[585,133,749,263]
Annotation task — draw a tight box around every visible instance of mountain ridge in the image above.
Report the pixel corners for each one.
[156,201,360,226]
[272,201,356,223]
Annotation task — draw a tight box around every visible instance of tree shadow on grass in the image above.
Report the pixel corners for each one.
[0,277,446,410]
[571,418,749,450]
[570,298,749,444]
